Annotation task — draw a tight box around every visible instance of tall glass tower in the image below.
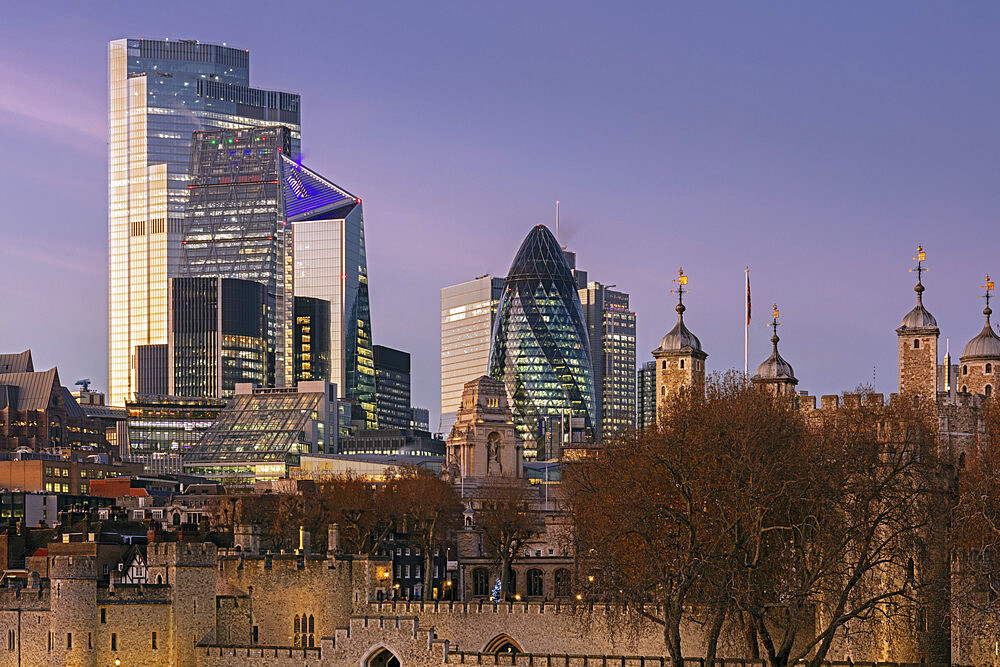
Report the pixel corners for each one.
[489,225,596,458]
[108,38,300,405]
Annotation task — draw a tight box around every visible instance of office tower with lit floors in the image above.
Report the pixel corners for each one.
[440,275,505,435]
[489,225,596,459]
[108,37,300,405]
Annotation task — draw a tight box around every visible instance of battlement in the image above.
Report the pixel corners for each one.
[148,541,217,566]
[49,554,97,579]
[0,586,48,609]
[368,599,628,617]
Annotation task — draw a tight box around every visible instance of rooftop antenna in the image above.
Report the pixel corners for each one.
[74,379,91,392]
[555,200,560,246]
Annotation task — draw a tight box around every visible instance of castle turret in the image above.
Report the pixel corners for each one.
[896,245,939,400]
[49,554,97,667]
[752,304,798,399]
[959,274,1000,397]
[653,268,707,421]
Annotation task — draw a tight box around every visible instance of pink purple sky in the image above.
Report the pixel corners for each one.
[1,2,999,428]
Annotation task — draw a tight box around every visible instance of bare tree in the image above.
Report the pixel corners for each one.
[476,479,540,601]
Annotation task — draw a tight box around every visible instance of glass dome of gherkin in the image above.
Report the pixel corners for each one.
[489,225,596,458]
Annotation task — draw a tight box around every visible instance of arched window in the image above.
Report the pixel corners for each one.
[962,386,968,393]
[526,569,543,597]
[988,363,993,374]
[987,385,993,397]
[963,365,968,376]
[661,361,666,370]
[913,339,920,349]
[472,568,490,597]
[366,647,401,667]
[554,568,572,597]
[679,359,685,369]
[293,615,300,646]
[661,386,666,396]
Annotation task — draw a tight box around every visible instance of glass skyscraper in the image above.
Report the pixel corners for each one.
[288,160,377,428]
[489,225,596,459]
[636,360,657,430]
[440,275,505,435]
[108,38,300,405]
[180,126,294,387]
[578,282,637,439]
[167,276,267,399]
[374,345,411,429]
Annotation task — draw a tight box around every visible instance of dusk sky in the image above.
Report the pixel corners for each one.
[2,2,999,428]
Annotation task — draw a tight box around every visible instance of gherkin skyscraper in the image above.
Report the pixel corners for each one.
[489,225,596,458]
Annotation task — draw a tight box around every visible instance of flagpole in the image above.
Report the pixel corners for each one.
[744,267,750,378]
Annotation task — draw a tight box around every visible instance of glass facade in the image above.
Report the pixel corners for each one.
[489,225,596,459]
[579,283,637,439]
[108,38,300,405]
[180,126,293,388]
[636,360,657,430]
[289,164,376,428]
[183,382,336,485]
[440,276,504,435]
[125,395,227,473]
[374,345,411,429]
[168,277,267,398]
[294,297,331,383]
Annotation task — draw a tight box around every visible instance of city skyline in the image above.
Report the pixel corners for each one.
[3,4,1000,430]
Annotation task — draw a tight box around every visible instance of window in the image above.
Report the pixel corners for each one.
[151,631,157,650]
[100,608,106,624]
[963,365,968,376]
[987,385,993,397]
[8,629,13,650]
[527,569,543,597]
[959,452,967,470]
[988,363,993,374]
[679,359,685,369]
[472,568,490,597]
[913,339,920,349]
[962,385,968,393]
[916,606,927,632]
[67,633,72,650]
[661,361,666,369]
[110,633,117,651]
[88,633,92,649]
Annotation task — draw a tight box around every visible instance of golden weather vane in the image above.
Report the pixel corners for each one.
[671,268,688,303]
[981,274,994,310]
[770,303,781,338]
[909,244,927,283]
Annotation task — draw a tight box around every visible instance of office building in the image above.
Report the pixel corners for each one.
[134,343,169,395]
[489,225,596,459]
[337,429,445,458]
[291,168,376,428]
[168,277,267,399]
[440,275,504,435]
[294,297,331,384]
[108,38,300,406]
[410,407,430,432]
[636,360,657,430]
[125,395,227,474]
[184,381,338,485]
[180,126,294,387]
[374,345,411,429]
[578,282,637,439]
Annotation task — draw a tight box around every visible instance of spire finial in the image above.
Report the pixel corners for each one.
[909,244,927,302]
[770,303,781,347]
[981,274,994,321]
[671,268,688,318]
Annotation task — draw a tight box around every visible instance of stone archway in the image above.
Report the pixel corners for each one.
[365,646,400,667]
[484,633,522,654]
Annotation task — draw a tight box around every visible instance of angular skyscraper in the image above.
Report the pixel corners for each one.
[180,126,294,387]
[440,275,505,435]
[489,225,596,459]
[108,38,300,405]
[578,282,637,440]
[288,160,376,428]
[636,360,657,430]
